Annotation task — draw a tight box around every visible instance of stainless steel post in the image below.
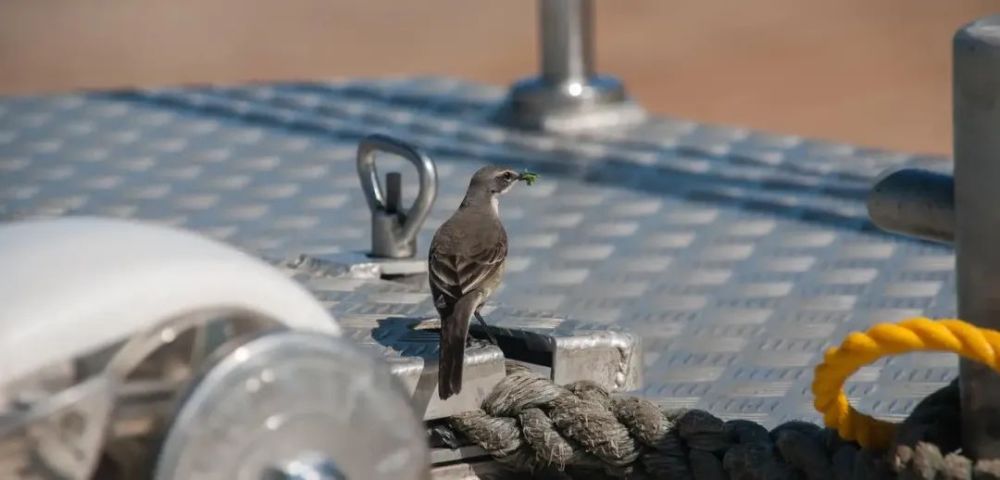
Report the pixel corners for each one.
[954,14,1000,459]
[540,0,594,90]
[493,0,644,132]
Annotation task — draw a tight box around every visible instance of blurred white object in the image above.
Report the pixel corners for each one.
[0,216,339,384]
[0,216,428,480]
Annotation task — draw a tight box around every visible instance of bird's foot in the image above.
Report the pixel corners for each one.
[474,311,500,346]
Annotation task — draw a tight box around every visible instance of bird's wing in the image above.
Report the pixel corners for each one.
[429,240,507,301]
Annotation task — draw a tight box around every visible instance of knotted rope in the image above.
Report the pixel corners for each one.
[435,317,1000,479]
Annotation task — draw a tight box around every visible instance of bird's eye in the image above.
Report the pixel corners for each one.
[503,172,513,180]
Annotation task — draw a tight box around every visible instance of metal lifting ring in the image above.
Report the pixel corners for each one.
[356,134,438,259]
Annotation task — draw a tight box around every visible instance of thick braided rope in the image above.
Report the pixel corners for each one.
[812,317,1000,450]
[438,318,1000,478]
[439,363,1000,478]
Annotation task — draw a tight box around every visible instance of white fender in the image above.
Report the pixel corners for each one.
[0,216,339,384]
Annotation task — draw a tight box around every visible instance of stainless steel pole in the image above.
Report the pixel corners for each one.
[539,0,594,89]
[954,14,1000,459]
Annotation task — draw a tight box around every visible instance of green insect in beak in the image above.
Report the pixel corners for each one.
[519,170,539,186]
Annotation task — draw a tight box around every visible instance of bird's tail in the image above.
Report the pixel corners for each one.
[438,294,478,400]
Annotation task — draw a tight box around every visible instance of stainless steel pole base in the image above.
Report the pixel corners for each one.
[492,0,646,133]
[493,75,646,133]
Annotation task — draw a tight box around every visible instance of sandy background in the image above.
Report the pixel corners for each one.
[1,1,995,156]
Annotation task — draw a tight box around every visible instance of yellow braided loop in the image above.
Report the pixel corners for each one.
[812,317,1000,450]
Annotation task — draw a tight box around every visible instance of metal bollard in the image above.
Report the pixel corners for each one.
[493,0,645,132]
[866,167,954,244]
[954,14,1000,459]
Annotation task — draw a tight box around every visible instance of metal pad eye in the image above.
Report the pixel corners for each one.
[356,134,438,259]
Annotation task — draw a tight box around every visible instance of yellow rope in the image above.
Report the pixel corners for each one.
[812,317,1000,450]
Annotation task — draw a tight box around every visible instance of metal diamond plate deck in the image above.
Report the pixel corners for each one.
[0,77,958,428]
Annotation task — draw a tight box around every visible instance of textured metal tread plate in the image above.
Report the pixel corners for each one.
[0,76,957,428]
[273,257,641,420]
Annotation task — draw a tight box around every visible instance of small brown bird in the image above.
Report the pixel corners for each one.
[429,165,537,400]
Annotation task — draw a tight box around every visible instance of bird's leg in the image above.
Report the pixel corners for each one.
[474,310,500,346]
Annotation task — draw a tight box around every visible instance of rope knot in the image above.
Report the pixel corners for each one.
[443,315,1000,479]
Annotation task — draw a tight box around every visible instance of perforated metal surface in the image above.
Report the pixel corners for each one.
[0,77,957,428]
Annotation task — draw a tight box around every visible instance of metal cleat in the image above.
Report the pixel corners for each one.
[474,304,642,392]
